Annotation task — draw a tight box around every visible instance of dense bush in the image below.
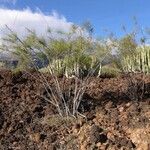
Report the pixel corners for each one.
[0,24,112,77]
[0,22,150,118]
[116,34,150,73]
[0,23,150,77]
[100,65,121,78]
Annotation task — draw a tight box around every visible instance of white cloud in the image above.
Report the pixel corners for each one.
[0,8,72,39]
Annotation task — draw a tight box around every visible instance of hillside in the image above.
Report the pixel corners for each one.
[0,70,149,150]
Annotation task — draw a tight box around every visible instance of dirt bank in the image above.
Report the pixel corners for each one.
[0,70,150,150]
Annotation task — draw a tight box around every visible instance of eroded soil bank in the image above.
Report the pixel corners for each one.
[0,70,150,150]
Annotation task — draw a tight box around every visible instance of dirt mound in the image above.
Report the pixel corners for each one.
[0,70,150,149]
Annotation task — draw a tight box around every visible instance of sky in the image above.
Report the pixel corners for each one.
[0,0,150,38]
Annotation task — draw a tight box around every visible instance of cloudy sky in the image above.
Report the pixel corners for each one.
[0,0,150,39]
[0,8,72,38]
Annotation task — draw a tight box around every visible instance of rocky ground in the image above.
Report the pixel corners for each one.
[0,70,150,150]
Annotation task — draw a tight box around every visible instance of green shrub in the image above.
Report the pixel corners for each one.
[0,62,5,68]
[42,115,76,127]
[100,65,121,78]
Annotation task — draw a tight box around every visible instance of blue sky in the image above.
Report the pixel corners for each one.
[0,0,150,37]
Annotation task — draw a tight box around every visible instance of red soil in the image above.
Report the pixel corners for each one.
[0,70,150,149]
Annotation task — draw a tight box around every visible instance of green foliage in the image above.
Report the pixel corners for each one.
[0,62,5,68]
[1,32,33,70]
[0,28,116,77]
[0,22,112,77]
[116,34,137,69]
[1,22,150,76]
[100,65,121,78]
[118,34,137,57]
[115,33,150,73]
[11,67,23,76]
[42,115,75,127]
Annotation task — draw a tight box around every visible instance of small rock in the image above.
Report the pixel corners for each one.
[107,132,115,140]
[29,133,40,142]
[118,106,124,112]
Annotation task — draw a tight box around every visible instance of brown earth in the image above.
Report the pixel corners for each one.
[0,69,150,150]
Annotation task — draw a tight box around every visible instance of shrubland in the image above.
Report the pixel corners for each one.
[0,22,149,117]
